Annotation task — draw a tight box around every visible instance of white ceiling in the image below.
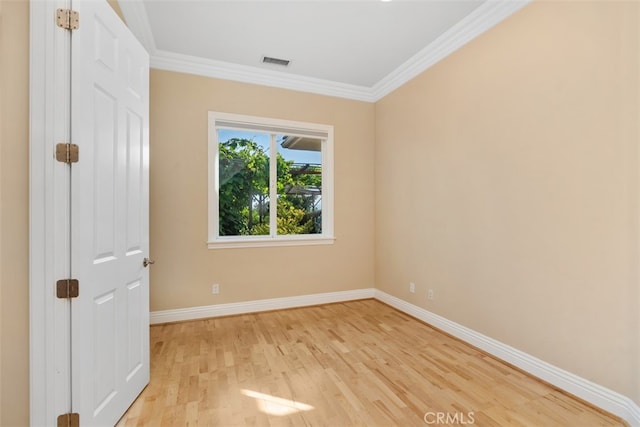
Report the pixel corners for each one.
[120,0,530,102]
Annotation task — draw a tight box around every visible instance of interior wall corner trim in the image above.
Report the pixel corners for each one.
[373,290,640,426]
[149,288,376,324]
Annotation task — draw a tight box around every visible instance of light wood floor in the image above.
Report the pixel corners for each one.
[117,299,625,426]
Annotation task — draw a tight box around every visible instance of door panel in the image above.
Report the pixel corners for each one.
[126,110,144,254]
[92,86,117,262]
[126,279,145,378]
[93,291,117,413]
[71,1,150,425]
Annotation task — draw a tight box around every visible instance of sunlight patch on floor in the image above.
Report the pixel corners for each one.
[241,389,315,416]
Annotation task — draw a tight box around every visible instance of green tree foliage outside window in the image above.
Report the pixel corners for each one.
[218,138,322,236]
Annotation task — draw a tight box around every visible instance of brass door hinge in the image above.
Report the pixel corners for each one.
[55,143,79,164]
[56,279,79,299]
[56,8,79,30]
[57,413,79,427]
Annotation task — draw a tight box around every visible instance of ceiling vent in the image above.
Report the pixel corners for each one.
[262,56,291,67]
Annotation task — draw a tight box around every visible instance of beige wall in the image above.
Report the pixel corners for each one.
[0,0,30,425]
[149,70,376,310]
[376,0,640,403]
[0,0,4,423]
[0,0,4,422]
[3,0,640,423]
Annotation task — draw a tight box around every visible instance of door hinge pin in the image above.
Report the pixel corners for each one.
[56,8,79,31]
[56,279,79,299]
[57,413,79,427]
[55,143,79,164]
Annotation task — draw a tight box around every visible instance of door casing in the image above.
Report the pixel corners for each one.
[29,0,150,424]
[30,0,73,423]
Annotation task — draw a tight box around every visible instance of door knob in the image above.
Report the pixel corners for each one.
[143,258,155,268]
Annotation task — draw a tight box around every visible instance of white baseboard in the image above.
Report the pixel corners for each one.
[373,290,640,427]
[149,287,639,426]
[150,288,376,324]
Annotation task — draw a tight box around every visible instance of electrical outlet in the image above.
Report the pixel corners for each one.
[409,282,415,293]
[428,289,434,300]
[212,283,220,294]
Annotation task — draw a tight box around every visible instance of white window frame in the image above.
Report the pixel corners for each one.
[208,111,335,249]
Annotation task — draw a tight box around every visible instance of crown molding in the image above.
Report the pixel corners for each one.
[371,0,531,100]
[151,50,376,102]
[121,0,531,103]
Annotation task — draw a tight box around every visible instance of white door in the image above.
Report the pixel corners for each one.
[70,1,150,425]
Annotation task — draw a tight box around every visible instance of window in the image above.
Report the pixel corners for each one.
[208,112,334,248]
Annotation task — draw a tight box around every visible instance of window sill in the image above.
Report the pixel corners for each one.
[207,236,336,249]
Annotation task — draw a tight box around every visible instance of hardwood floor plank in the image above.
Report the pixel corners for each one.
[117,300,626,426]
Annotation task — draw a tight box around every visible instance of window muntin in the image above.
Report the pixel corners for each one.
[208,112,334,248]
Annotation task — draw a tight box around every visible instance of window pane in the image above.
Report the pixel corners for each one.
[218,130,270,236]
[277,135,323,235]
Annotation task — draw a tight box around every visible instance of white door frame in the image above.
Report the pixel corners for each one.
[30,0,74,424]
